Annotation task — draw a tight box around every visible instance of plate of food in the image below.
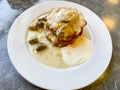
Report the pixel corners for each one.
[7,1,112,89]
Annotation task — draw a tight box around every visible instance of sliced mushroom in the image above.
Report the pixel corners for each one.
[28,22,44,31]
[28,17,47,31]
[28,37,39,45]
[28,25,37,31]
[38,17,47,22]
[36,42,47,52]
[37,21,45,28]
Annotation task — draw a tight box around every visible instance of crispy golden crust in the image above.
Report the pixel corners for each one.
[44,24,85,47]
[43,8,87,47]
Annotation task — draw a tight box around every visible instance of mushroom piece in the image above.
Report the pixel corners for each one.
[28,37,39,45]
[28,25,37,31]
[28,17,47,31]
[36,42,47,52]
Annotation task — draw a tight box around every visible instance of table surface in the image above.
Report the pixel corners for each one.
[0,0,120,90]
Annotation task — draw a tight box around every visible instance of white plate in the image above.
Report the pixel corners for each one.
[7,1,112,89]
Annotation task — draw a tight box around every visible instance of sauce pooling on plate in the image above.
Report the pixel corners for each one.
[26,7,94,68]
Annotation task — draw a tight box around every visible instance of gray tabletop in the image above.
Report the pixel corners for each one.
[0,0,120,90]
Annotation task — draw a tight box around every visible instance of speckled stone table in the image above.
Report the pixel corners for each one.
[0,0,120,90]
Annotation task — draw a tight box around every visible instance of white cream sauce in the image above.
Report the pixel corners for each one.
[27,30,68,68]
[27,29,94,68]
[61,36,94,66]
[26,9,94,68]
